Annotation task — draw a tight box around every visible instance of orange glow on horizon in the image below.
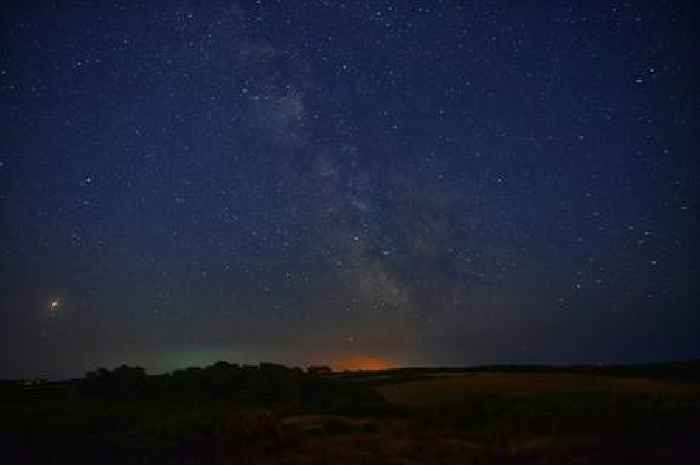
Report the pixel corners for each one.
[332,355,393,372]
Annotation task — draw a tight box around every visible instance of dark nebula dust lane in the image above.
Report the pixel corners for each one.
[1,1,698,378]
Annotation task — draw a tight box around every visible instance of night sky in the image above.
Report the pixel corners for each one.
[2,1,698,379]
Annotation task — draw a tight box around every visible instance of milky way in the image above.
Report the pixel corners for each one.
[1,1,698,378]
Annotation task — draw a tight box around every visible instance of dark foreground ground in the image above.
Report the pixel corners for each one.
[2,361,699,464]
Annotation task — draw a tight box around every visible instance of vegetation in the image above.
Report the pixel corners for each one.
[2,361,699,464]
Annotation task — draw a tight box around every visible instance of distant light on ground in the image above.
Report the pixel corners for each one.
[333,355,393,372]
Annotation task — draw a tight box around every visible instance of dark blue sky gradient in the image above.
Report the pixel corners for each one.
[1,1,698,378]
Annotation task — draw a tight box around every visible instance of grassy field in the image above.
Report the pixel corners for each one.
[372,371,700,464]
[378,372,700,404]
[2,363,699,464]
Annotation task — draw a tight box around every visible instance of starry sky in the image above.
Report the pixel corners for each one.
[1,1,698,379]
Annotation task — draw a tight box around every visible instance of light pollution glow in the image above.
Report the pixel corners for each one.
[331,355,394,372]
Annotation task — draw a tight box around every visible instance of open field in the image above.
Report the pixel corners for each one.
[378,372,700,405]
[2,362,699,464]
